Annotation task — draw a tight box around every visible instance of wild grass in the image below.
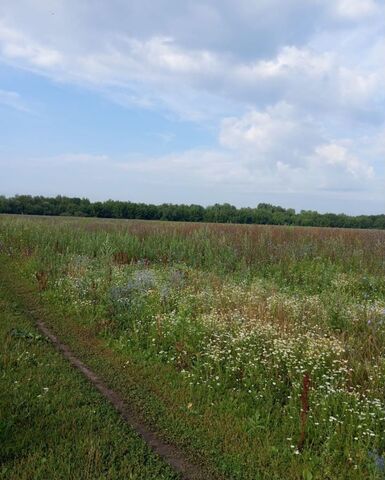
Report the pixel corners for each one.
[0,267,178,479]
[1,214,385,478]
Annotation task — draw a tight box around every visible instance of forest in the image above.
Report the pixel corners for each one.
[0,194,384,229]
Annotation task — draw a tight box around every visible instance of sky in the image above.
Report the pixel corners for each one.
[0,0,384,214]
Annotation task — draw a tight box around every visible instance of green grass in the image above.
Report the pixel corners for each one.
[1,214,385,479]
[0,274,179,480]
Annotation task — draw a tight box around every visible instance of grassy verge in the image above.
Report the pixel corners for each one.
[0,271,179,480]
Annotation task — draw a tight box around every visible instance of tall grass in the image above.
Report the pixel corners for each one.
[1,214,385,478]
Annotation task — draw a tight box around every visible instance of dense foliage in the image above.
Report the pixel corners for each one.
[1,195,384,229]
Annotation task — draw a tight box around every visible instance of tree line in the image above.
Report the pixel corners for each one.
[0,195,384,229]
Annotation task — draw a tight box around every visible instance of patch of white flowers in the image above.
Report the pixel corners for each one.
[51,258,385,449]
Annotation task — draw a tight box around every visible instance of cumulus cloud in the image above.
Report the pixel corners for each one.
[312,143,373,179]
[220,103,309,156]
[115,102,378,198]
[0,2,383,120]
[0,0,383,210]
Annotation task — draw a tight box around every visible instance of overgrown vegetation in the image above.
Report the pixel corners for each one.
[1,215,385,478]
[0,267,179,480]
[1,194,384,229]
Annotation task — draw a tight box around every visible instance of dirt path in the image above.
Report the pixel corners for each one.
[35,317,209,480]
[0,255,219,480]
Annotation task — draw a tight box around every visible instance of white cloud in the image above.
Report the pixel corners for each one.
[0,0,383,211]
[0,22,62,68]
[116,103,380,196]
[220,103,301,153]
[239,46,332,79]
[312,143,374,179]
[0,88,29,111]
[333,0,379,19]
[0,8,383,121]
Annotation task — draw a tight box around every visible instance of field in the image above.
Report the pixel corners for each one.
[1,215,385,479]
[0,237,178,479]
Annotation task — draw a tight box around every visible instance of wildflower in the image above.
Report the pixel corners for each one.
[368,451,385,472]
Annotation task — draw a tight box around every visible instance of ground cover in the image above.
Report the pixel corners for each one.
[0,259,180,480]
[1,215,385,479]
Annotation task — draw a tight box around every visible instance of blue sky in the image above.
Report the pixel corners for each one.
[0,0,384,214]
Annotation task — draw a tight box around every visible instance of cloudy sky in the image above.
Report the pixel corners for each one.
[0,0,384,214]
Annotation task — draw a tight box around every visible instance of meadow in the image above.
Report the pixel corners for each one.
[1,214,385,479]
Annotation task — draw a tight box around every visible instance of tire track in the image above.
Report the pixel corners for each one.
[35,318,210,480]
[0,258,219,480]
